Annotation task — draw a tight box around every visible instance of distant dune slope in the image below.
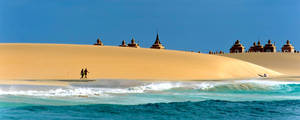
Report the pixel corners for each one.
[0,44,281,80]
[221,53,300,76]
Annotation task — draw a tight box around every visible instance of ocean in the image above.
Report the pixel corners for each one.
[1,79,300,120]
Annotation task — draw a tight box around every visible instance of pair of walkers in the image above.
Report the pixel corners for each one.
[80,68,89,79]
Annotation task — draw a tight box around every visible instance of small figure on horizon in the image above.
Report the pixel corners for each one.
[263,40,276,52]
[127,37,140,48]
[120,40,127,47]
[281,40,295,53]
[94,38,104,46]
[150,33,165,49]
[80,68,84,79]
[230,40,245,53]
[84,68,89,78]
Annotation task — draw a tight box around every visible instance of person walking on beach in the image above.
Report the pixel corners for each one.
[80,68,84,79]
[84,68,89,78]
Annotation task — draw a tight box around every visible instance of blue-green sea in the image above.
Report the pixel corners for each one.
[1,79,300,120]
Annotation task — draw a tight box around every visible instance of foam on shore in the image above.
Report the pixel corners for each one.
[1,79,300,106]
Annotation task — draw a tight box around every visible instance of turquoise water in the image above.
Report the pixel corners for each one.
[1,80,300,119]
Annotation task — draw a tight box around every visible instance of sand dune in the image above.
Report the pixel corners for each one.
[0,43,281,81]
[221,53,300,76]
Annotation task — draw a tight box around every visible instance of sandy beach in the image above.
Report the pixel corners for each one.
[221,53,300,75]
[0,43,284,85]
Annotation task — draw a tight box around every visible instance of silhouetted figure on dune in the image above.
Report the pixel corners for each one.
[80,68,84,79]
[84,68,89,78]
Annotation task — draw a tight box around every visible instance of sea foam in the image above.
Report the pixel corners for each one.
[0,79,299,97]
[1,80,300,105]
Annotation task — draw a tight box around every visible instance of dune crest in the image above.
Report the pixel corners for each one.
[0,43,281,81]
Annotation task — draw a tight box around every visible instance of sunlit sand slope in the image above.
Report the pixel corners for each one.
[0,44,281,81]
[221,53,300,75]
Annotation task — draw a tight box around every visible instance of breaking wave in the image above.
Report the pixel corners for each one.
[1,79,300,105]
[0,80,299,96]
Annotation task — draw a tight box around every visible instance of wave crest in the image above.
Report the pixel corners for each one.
[0,80,300,97]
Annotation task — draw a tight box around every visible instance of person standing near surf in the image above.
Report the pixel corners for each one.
[84,68,89,78]
[80,68,84,79]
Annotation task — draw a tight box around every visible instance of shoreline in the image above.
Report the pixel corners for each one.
[1,75,300,87]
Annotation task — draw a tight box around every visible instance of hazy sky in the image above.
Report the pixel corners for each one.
[0,0,299,52]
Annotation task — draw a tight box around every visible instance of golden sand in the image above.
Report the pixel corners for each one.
[0,44,281,84]
[221,53,300,76]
